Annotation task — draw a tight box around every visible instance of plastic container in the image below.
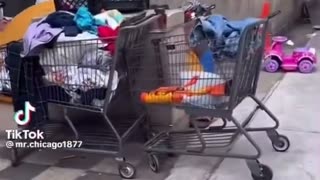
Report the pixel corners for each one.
[54,0,148,15]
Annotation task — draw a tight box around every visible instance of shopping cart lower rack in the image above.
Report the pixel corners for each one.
[125,19,290,180]
[6,13,161,179]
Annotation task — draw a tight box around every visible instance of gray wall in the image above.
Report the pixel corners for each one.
[2,0,304,34]
[2,0,35,17]
[150,0,304,34]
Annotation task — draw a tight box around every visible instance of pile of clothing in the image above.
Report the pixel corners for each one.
[23,7,124,56]
[189,15,260,67]
[22,6,126,105]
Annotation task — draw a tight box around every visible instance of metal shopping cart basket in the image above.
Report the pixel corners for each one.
[0,46,12,102]
[124,17,290,179]
[7,13,161,179]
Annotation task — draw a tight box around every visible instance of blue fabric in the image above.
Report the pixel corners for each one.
[74,6,105,35]
[189,15,260,59]
[200,50,215,73]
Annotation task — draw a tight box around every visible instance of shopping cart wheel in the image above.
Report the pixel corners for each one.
[11,148,19,167]
[251,164,273,180]
[208,118,227,131]
[189,117,215,129]
[118,162,136,179]
[119,162,136,179]
[148,154,160,173]
[272,135,290,152]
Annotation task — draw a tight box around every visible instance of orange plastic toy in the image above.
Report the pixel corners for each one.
[140,76,226,104]
[260,0,272,50]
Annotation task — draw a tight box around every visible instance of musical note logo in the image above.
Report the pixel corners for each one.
[13,102,36,126]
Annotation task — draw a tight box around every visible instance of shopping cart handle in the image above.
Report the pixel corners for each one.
[268,10,281,20]
[0,1,5,7]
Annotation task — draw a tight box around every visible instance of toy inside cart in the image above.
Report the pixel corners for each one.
[124,17,290,180]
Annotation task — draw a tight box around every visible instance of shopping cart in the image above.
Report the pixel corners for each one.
[6,12,161,179]
[0,46,12,101]
[124,16,290,180]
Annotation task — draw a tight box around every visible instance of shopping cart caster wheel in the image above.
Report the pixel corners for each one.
[148,154,160,173]
[208,118,227,131]
[11,148,19,167]
[251,164,273,180]
[118,162,136,179]
[272,135,290,152]
[189,117,213,129]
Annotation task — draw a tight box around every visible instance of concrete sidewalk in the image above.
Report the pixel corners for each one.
[207,33,320,180]
[164,24,313,180]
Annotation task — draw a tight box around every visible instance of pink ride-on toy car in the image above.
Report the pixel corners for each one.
[264,36,317,73]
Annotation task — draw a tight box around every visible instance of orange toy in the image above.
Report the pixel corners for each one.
[140,76,226,104]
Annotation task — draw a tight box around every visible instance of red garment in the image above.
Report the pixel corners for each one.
[97,26,119,55]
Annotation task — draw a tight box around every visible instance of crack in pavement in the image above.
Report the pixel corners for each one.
[279,128,320,135]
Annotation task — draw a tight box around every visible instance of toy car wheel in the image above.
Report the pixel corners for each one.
[264,59,279,73]
[298,59,313,73]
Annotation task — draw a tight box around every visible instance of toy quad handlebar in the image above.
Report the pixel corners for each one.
[267,10,281,20]
[184,2,216,17]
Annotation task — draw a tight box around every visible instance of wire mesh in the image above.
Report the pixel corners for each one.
[21,38,117,111]
[0,46,11,95]
[125,20,267,111]
[54,0,87,12]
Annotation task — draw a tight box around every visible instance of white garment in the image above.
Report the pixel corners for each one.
[57,31,102,43]
[179,71,226,91]
[40,32,105,66]
[44,66,119,92]
[179,71,226,107]
[94,12,120,30]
